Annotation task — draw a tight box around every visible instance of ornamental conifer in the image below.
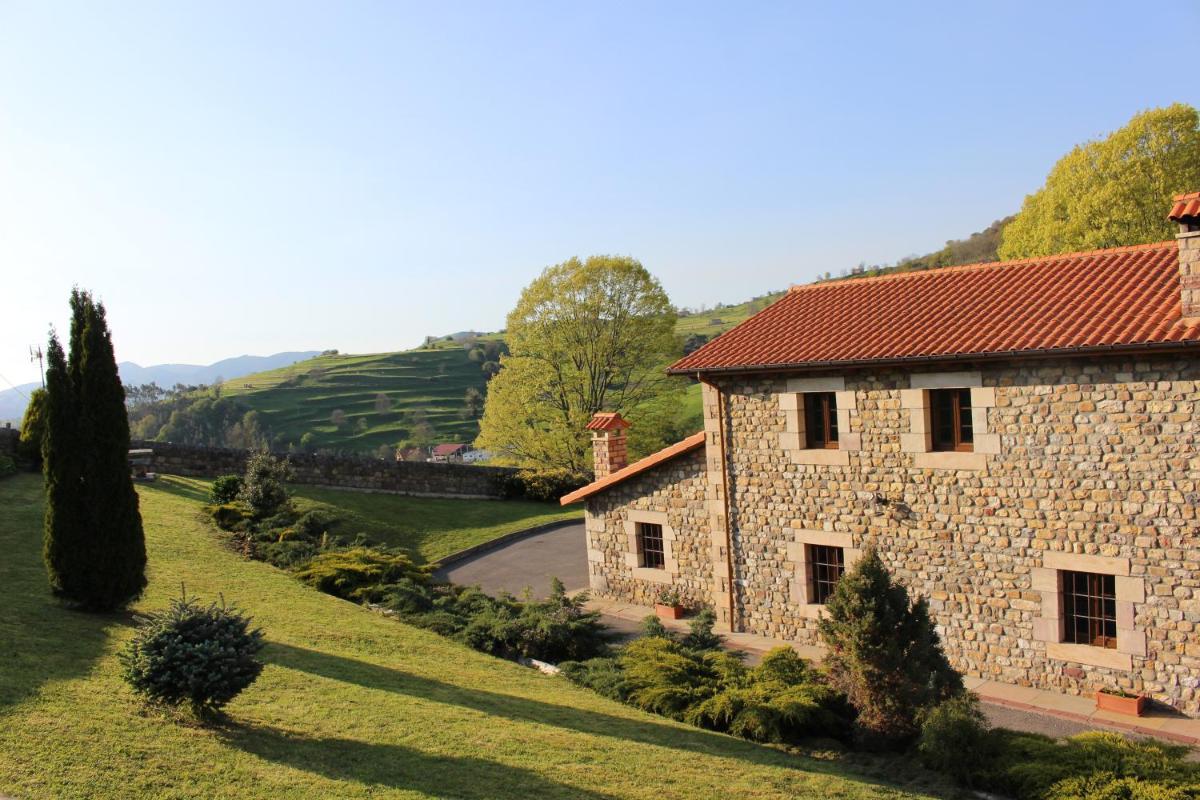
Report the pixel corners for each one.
[43,289,147,610]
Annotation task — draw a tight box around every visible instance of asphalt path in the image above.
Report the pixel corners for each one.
[434,522,588,599]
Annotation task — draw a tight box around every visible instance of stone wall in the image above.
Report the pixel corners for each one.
[135,440,516,499]
[0,424,17,458]
[706,354,1200,714]
[585,447,713,608]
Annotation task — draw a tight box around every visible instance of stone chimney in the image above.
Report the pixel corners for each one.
[1170,191,1200,318]
[587,412,631,478]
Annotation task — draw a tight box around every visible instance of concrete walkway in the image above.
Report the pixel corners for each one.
[434,523,588,599]
[587,596,1200,748]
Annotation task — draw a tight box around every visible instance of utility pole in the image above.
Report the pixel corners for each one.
[30,345,44,388]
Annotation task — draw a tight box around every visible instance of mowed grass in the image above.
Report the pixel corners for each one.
[0,473,949,800]
[221,347,492,454]
[674,291,787,339]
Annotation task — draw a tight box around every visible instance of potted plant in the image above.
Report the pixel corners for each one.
[1095,687,1148,717]
[655,588,684,620]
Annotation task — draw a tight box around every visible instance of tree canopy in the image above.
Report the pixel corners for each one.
[999,104,1200,259]
[476,255,677,472]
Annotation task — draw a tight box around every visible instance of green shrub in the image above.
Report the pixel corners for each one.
[559,657,630,701]
[210,503,253,532]
[1044,775,1200,800]
[681,608,724,651]
[458,578,609,662]
[17,387,47,468]
[209,474,243,504]
[502,468,590,501]
[120,592,264,717]
[294,547,428,604]
[817,546,962,748]
[917,693,992,786]
[0,454,15,478]
[640,614,671,639]
[238,451,292,517]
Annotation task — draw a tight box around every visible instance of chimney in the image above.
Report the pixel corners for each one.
[1170,191,1200,318]
[586,412,631,478]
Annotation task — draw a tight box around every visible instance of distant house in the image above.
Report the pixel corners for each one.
[460,448,492,464]
[394,446,427,463]
[430,443,469,463]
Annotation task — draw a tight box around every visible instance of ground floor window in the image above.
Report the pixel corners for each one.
[637,522,665,570]
[1061,570,1117,649]
[808,544,845,604]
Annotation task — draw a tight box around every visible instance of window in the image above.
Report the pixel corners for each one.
[1061,570,1117,649]
[807,544,845,604]
[804,392,839,449]
[930,388,973,452]
[637,522,665,570]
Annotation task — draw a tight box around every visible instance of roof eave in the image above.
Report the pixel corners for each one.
[667,339,1200,377]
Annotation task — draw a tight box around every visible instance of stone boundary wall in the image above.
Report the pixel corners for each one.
[0,425,18,458]
[134,440,517,499]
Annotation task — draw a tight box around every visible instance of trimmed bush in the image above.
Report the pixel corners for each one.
[456,578,609,663]
[120,592,264,717]
[209,474,243,504]
[917,693,992,786]
[501,468,590,502]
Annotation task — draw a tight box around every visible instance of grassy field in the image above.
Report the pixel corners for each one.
[674,291,786,339]
[0,472,952,800]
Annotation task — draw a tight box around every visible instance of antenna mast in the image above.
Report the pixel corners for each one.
[30,345,44,388]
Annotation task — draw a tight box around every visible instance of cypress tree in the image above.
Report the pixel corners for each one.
[43,290,147,610]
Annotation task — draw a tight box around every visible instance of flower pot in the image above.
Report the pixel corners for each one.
[1095,690,1147,717]
[655,603,684,620]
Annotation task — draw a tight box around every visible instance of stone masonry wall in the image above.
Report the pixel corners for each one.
[135,440,516,499]
[0,425,17,458]
[709,354,1200,714]
[585,447,713,609]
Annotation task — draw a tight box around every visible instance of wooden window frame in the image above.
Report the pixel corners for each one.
[803,392,839,449]
[807,543,845,604]
[929,388,974,452]
[1061,570,1118,650]
[636,522,666,570]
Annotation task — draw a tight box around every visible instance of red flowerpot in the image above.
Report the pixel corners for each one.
[1095,690,1147,717]
[655,603,684,620]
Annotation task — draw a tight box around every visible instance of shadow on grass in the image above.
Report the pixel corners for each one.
[264,642,936,795]
[219,722,620,800]
[0,474,119,713]
[143,475,211,504]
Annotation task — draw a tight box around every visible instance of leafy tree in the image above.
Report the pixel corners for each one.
[330,408,347,429]
[299,432,316,452]
[1000,104,1200,259]
[238,451,292,517]
[817,546,961,748]
[463,387,484,419]
[373,392,392,417]
[17,387,48,467]
[476,255,677,471]
[43,289,147,611]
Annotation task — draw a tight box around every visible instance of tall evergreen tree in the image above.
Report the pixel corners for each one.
[43,290,147,610]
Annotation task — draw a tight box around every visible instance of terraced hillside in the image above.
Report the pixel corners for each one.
[221,344,492,454]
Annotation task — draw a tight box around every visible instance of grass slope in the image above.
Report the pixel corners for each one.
[221,345,492,454]
[0,473,947,800]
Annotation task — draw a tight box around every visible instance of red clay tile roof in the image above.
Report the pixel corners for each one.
[560,431,705,505]
[432,443,468,455]
[585,412,631,431]
[1170,191,1200,223]
[670,242,1200,374]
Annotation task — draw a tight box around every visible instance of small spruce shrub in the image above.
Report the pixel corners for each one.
[120,591,264,717]
[209,474,243,504]
[238,451,292,517]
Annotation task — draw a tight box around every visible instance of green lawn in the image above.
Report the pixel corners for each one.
[0,473,950,799]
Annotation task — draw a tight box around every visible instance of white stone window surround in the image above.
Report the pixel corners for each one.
[778,376,859,466]
[1031,551,1146,671]
[900,371,998,471]
[623,509,678,584]
[785,529,862,618]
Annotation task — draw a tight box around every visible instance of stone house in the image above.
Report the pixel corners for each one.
[562,192,1200,714]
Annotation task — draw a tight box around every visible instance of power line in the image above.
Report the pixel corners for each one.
[0,372,30,400]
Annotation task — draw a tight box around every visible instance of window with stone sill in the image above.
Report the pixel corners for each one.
[807,544,845,604]
[929,388,973,452]
[637,522,665,570]
[1061,570,1117,649]
[803,392,839,449]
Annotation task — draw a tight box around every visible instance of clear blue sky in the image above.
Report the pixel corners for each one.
[1,1,1197,388]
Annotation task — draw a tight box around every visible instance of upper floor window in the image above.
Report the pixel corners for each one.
[804,392,839,449]
[930,388,973,452]
[637,522,665,570]
[1062,570,1117,649]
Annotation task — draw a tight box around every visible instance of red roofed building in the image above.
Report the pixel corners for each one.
[564,192,1200,715]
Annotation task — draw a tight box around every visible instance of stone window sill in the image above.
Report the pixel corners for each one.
[631,566,674,584]
[1046,641,1133,671]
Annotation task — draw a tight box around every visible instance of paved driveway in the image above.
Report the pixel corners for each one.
[433,523,587,599]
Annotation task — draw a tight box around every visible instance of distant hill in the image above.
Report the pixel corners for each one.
[0,351,320,424]
[824,215,1014,282]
